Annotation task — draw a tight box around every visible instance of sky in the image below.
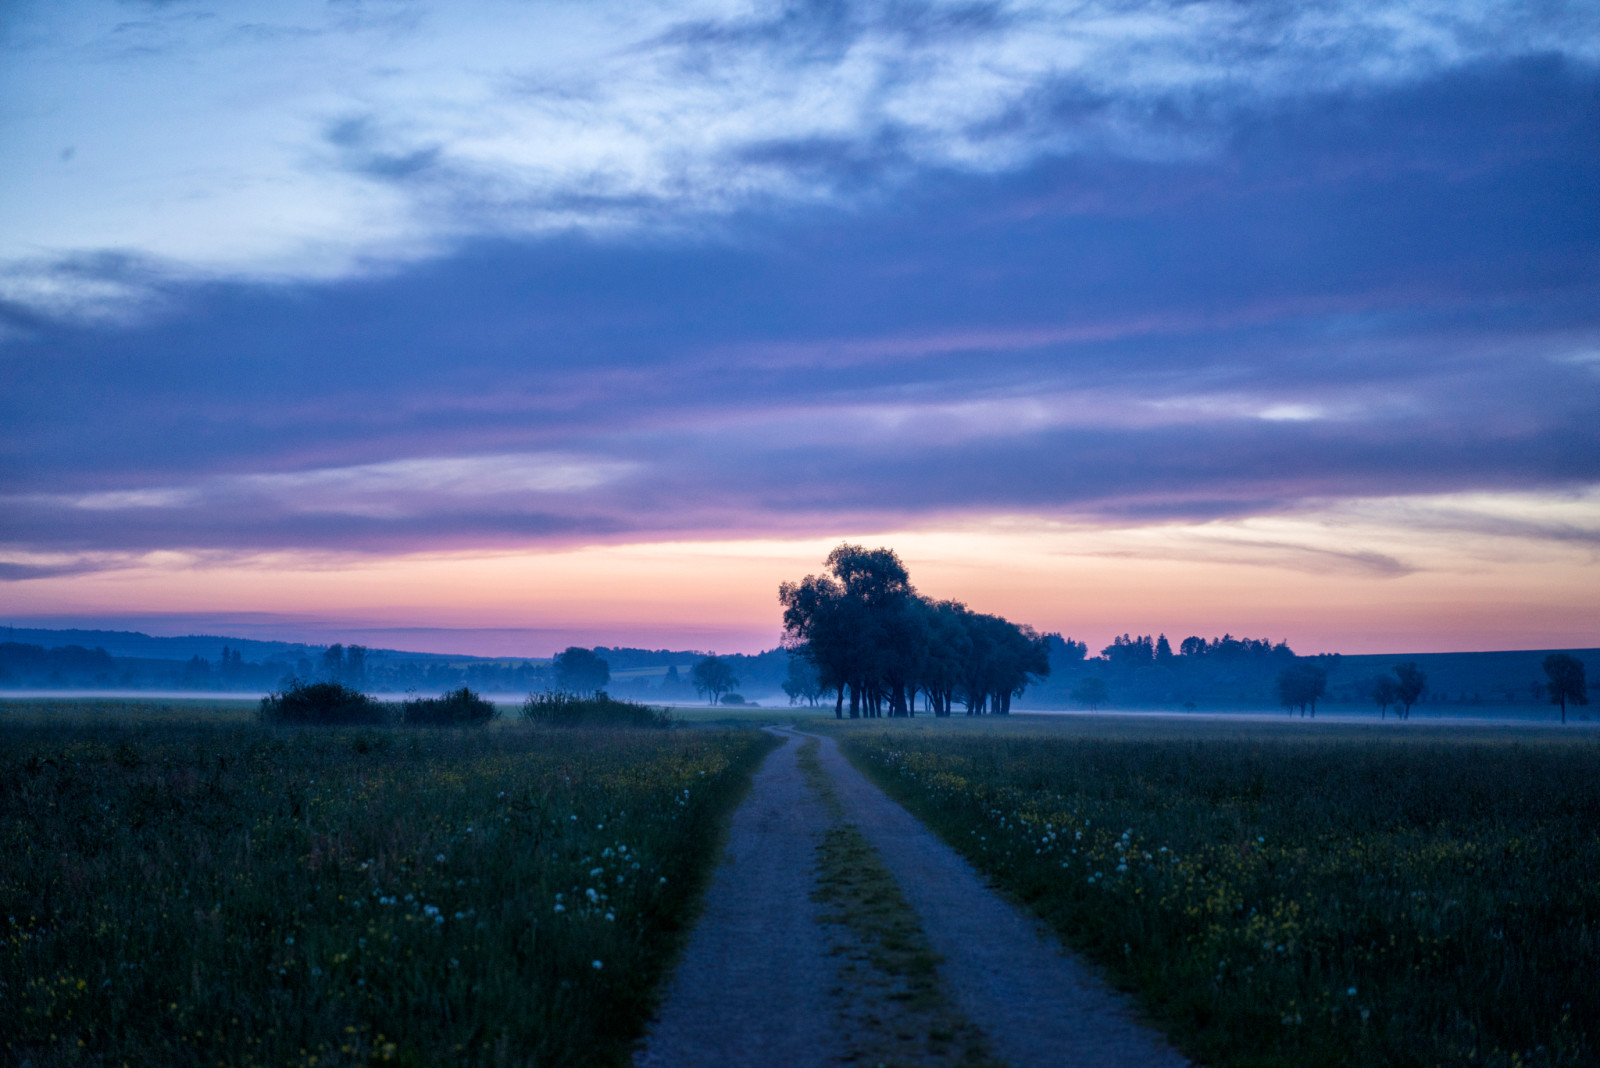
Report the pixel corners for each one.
[2,0,1598,657]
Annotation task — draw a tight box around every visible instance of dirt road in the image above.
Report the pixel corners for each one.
[635,727,1188,1067]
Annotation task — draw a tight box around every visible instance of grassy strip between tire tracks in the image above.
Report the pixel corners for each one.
[796,737,999,1068]
[834,724,1600,1068]
[1,711,779,1067]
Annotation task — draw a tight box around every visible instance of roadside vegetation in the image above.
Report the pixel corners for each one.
[838,722,1600,1068]
[0,708,776,1067]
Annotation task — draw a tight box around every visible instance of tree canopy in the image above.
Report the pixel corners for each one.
[691,656,739,705]
[553,646,610,695]
[779,544,1049,718]
[1542,653,1589,723]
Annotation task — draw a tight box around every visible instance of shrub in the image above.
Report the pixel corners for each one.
[520,691,672,728]
[400,686,499,727]
[719,693,748,706]
[259,680,387,726]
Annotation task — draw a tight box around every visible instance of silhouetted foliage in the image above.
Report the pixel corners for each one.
[260,681,387,726]
[1371,674,1400,717]
[1072,676,1109,710]
[553,647,610,695]
[519,692,671,728]
[1276,663,1328,716]
[1543,653,1589,723]
[691,656,738,705]
[782,656,823,706]
[1394,662,1427,719]
[779,543,1049,719]
[400,686,498,727]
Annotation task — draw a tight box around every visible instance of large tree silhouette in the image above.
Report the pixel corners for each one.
[780,544,1049,719]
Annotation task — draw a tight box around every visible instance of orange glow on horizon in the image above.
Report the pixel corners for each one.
[5,493,1598,655]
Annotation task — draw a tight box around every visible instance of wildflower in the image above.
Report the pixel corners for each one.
[553,904,565,913]
[285,937,294,945]
[423,905,440,919]
[592,960,603,970]
[589,867,604,877]
[605,912,615,922]
[1347,987,1357,996]
[435,854,446,863]
[586,888,600,903]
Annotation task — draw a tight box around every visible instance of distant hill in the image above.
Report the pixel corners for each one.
[0,628,473,664]
[2,626,1592,711]
[0,628,786,699]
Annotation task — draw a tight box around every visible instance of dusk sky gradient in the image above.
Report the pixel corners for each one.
[2,0,1598,655]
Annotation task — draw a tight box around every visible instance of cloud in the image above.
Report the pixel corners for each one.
[0,31,1596,569]
[2,1,1595,318]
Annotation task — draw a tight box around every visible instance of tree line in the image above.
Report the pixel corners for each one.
[779,544,1050,718]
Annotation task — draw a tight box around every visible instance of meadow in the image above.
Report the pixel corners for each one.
[835,716,1600,1068]
[0,700,777,1067]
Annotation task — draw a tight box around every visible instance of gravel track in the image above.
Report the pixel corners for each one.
[634,730,843,1068]
[637,726,1190,1068]
[806,728,1190,1068]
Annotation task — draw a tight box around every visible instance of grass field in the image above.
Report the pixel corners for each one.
[832,715,1600,1068]
[0,700,777,1067]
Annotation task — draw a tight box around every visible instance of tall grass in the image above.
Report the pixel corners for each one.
[1,716,776,1067]
[841,728,1600,1068]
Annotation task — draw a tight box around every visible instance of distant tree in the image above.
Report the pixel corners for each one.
[1277,662,1327,717]
[1542,653,1589,724]
[345,645,368,687]
[554,647,610,695]
[321,644,345,681]
[1155,634,1174,663]
[1371,675,1400,718]
[1045,633,1088,663]
[1072,676,1109,710]
[782,656,822,706]
[1394,662,1427,720]
[692,656,739,705]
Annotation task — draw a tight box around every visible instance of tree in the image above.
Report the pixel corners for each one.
[1072,676,1109,710]
[1394,662,1426,719]
[780,543,1048,719]
[554,646,610,695]
[345,644,368,687]
[1277,662,1327,717]
[1371,675,1399,718]
[1543,653,1589,724]
[692,656,738,705]
[321,643,345,681]
[782,656,822,706]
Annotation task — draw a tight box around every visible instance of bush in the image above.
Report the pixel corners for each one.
[719,693,748,706]
[259,681,387,726]
[520,691,672,728]
[400,686,499,727]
